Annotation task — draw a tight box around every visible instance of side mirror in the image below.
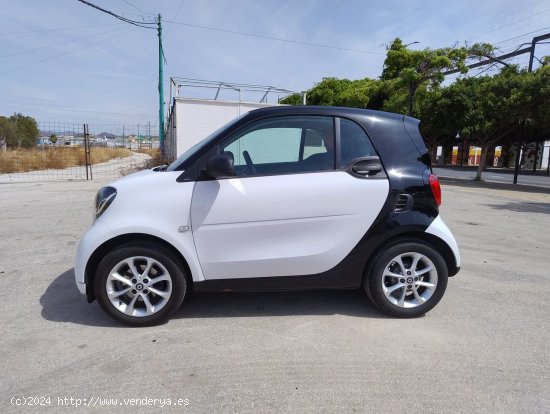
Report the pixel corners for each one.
[206,154,235,178]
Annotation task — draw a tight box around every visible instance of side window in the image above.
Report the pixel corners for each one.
[340,118,377,167]
[224,127,301,166]
[221,116,334,176]
[303,129,327,159]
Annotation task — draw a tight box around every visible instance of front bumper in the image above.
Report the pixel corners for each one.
[74,220,117,296]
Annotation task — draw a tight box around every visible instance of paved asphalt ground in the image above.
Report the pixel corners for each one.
[1,178,549,413]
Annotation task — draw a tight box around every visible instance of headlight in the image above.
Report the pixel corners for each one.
[94,186,117,221]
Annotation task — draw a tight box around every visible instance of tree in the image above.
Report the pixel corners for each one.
[0,116,16,149]
[9,113,39,148]
[529,63,550,133]
[381,38,493,116]
[416,86,467,164]
[281,77,385,109]
[449,68,530,180]
[49,134,57,144]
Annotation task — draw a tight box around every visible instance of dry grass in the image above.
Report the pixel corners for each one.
[136,148,172,169]
[0,147,131,173]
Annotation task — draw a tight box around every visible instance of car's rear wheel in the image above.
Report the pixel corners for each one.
[94,243,187,326]
[365,239,448,318]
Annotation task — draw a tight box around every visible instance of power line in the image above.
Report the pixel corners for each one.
[493,25,550,46]
[444,32,550,76]
[443,46,533,75]
[2,99,153,117]
[465,8,550,42]
[0,27,135,76]
[0,23,122,36]
[164,0,186,39]
[0,26,129,60]
[62,74,157,104]
[75,0,166,152]
[119,0,146,15]
[76,0,156,29]
[163,19,384,55]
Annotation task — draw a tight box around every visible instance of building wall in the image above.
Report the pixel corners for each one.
[165,98,279,160]
[541,141,550,171]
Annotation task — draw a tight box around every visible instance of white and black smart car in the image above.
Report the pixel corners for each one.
[75,106,460,326]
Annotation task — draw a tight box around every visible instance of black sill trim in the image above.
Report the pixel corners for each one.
[193,274,361,293]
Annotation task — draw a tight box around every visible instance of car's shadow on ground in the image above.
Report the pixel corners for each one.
[485,201,550,215]
[41,269,386,327]
[40,269,119,327]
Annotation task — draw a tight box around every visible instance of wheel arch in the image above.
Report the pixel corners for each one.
[85,233,193,303]
[362,230,459,286]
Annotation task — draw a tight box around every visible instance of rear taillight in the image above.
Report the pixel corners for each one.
[429,174,442,206]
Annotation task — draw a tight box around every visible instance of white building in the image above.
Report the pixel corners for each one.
[165,79,302,160]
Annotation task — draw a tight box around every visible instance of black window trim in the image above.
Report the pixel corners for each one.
[204,114,337,180]
[177,113,385,182]
[334,117,341,170]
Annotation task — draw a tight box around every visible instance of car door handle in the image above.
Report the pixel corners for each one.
[348,157,384,177]
[352,164,381,175]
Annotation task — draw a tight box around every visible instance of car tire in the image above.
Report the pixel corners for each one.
[364,239,448,318]
[94,242,187,326]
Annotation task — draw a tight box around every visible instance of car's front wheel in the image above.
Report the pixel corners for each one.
[365,239,448,318]
[94,243,187,326]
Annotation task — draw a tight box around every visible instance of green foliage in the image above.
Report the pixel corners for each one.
[280,93,303,105]
[3,113,39,148]
[528,64,550,132]
[281,77,385,109]
[416,86,465,149]
[282,39,548,179]
[380,38,492,115]
[49,134,57,144]
[0,116,16,149]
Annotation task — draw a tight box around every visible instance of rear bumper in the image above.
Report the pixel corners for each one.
[425,215,461,270]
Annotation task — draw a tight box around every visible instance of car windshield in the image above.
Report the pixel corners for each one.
[166,113,247,171]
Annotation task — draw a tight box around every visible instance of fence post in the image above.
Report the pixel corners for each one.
[83,124,93,180]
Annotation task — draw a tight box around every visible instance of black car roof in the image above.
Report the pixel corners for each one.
[247,105,415,123]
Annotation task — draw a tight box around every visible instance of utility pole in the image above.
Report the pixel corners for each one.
[157,14,165,158]
[75,1,165,156]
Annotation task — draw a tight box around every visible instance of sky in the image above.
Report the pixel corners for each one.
[1,0,549,130]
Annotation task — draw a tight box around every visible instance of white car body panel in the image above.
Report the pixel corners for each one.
[191,171,389,279]
[74,220,117,294]
[426,215,461,268]
[74,171,206,293]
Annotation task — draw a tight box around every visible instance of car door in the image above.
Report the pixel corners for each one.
[190,115,389,280]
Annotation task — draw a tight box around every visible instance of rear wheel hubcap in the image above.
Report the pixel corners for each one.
[381,252,438,309]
